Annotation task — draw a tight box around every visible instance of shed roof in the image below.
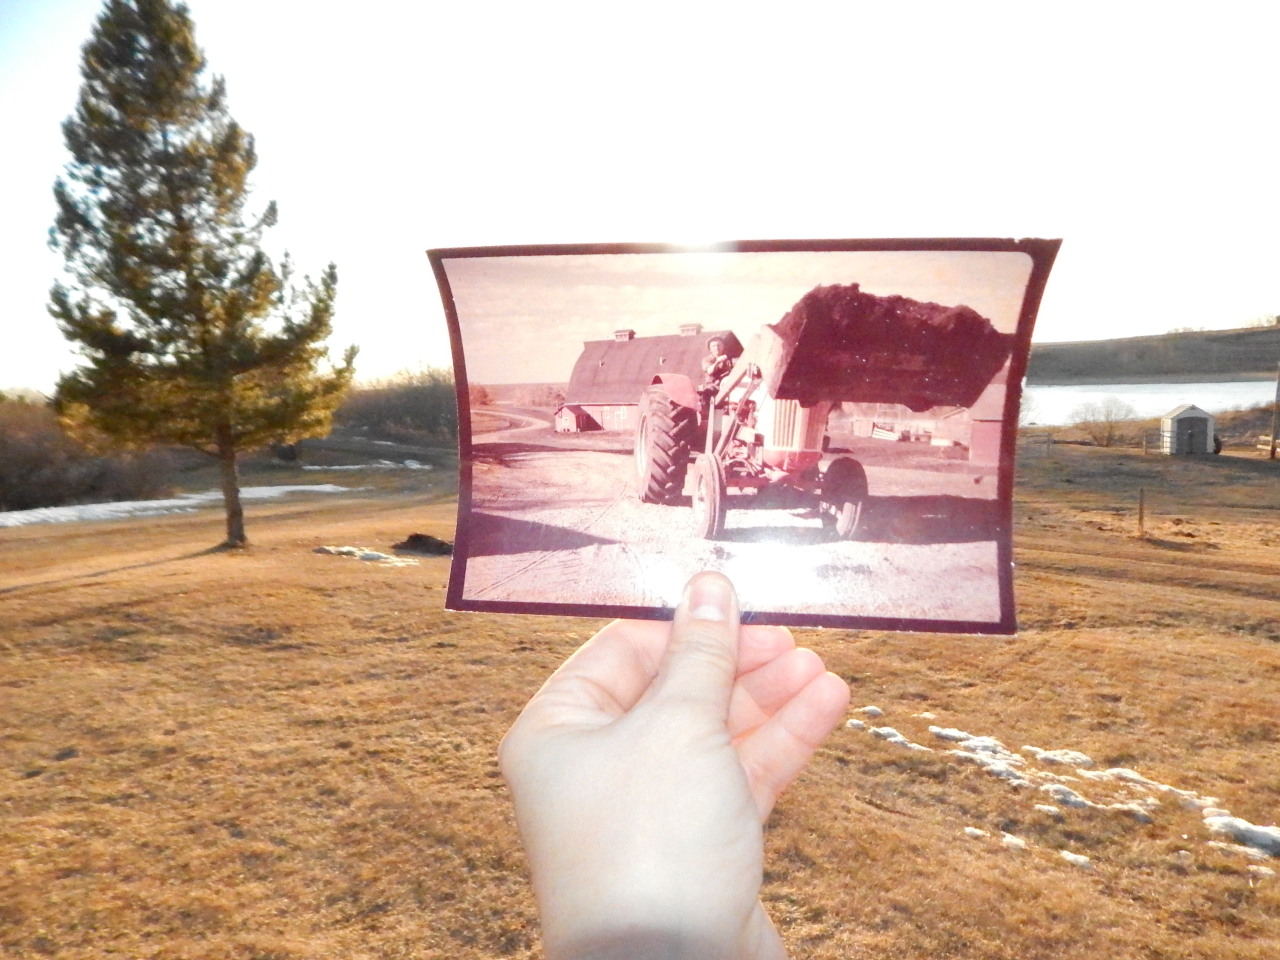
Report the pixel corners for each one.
[1161,404,1214,421]
[565,330,742,405]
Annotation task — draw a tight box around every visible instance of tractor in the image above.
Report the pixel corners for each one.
[633,283,1015,540]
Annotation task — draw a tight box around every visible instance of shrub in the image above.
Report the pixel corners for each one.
[0,395,174,512]
[336,368,458,443]
[1214,401,1277,442]
[1070,397,1138,447]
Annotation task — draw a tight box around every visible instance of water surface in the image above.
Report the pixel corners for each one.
[1023,381,1275,426]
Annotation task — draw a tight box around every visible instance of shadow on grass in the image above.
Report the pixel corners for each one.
[1137,535,1222,552]
[0,544,230,599]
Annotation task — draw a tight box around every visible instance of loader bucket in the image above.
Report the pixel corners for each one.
[758,284,1014,411]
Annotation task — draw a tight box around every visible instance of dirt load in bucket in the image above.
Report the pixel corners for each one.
[758,284,1014,411]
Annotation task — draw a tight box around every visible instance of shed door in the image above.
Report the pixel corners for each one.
[1179,418,1207,454]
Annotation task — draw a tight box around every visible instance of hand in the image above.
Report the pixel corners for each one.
[499,572,851,960]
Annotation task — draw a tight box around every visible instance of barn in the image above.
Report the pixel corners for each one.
[1160,404,1215,455]
[558,325,743,432]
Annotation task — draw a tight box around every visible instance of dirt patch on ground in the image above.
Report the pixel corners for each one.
[460,426,1006,625]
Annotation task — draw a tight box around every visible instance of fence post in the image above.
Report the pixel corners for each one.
[1138,486,1146,538]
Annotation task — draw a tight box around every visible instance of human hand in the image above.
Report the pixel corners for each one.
[498,572,850,960]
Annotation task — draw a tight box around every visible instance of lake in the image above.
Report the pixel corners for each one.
[1022,380,1276,426]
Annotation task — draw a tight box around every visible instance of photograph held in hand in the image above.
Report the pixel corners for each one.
[430,239,1060,634]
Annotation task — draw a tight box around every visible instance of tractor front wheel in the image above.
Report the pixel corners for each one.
[634,387,698,503]
[692,454,727,540]
[822,456,868,540]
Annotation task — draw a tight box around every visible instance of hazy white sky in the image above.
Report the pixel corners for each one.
[3,1,1278,393]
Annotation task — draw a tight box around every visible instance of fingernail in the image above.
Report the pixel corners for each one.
[684,574,733,622]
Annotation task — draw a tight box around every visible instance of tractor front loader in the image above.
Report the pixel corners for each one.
[633,283,1014,540]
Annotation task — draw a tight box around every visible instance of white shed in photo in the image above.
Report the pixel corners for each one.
[1160,404,1215,455]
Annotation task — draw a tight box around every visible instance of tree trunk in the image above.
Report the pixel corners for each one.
[217,427,247,547]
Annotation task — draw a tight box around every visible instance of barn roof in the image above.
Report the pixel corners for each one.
[1161,404,1214,421]
[565,330,742,405]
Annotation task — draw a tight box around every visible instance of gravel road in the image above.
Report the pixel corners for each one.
[458,417,1008,628]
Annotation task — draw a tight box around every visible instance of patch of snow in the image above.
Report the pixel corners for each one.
[1001,833,1028,851]
[1204,816,1280,857]
[931,727,1034,786]
[952,751,1032,786]
[868,727,933,752]
[1174,792,1222,811]
[314,545,419,567]
[0,485,353,528]
[855,718,1267,865]
[1078,767,1158,787]
[957,736,1015,756]
[1206,841,1271,861]
[1060,851,1094,870]
[1040,783,1093,809]
[302,460,432,471]
[964,827,988,839]
[914,712,937,720]
[845,719,866,731]
[1248,865,1276,879]
[858,705,885,718]
[1078,767,1218,810]
[929,726,975,743]
[1023,745,1095,767]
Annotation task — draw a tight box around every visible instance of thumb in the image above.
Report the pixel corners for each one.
[648,572,740,721]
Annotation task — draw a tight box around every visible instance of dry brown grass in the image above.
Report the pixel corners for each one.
[2,446,1278,958]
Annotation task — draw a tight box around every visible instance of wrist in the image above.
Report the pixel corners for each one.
[539,899,787,960]
[548,928,738,960]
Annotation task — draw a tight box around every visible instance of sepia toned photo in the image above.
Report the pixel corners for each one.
[431,240,1059,632]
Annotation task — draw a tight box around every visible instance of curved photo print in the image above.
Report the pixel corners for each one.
[430,239,1059,634]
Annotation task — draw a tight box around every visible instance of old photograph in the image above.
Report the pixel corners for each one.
[431,240,1059,632]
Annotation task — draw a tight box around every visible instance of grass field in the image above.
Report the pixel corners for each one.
[2,443,1278,959]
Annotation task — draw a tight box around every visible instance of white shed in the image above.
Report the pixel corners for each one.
[1160,404,1215,455]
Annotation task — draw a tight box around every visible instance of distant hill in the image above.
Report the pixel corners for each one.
[1027,325,1280,384]
[482,382,568,405]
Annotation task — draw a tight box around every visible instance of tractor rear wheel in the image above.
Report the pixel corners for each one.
[692,455,727,540]
[634,387,697,503]
[822,456,868,539]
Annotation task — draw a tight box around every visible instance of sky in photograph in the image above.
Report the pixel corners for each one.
[443,248,1034,383]
[2,1,1278,393]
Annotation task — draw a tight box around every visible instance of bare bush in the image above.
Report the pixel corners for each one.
[0,396,174,511]
[336,368,458,442]
[1018,393,1039,427]
[1070,396,1139,447]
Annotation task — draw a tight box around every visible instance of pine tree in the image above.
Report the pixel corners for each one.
[49,0,355,547]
